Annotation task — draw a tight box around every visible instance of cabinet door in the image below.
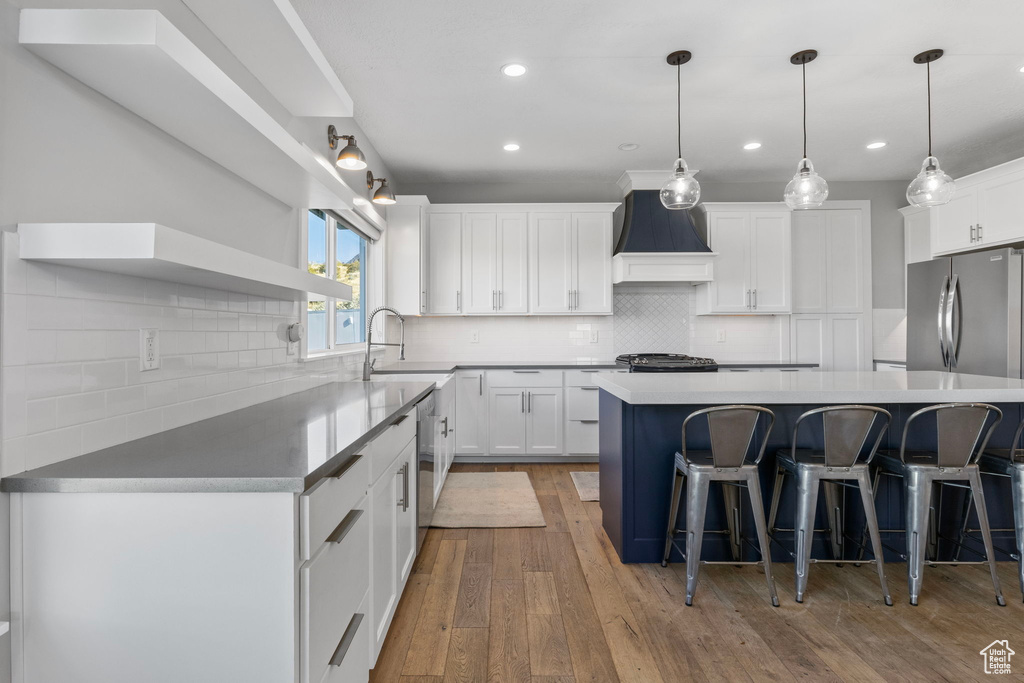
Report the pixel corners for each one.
[488,388,527,454]
[904,208,933,266]
[825,210,865,313]
[978,168,1024,245]
[791,211,827,313]
[932,188,977,255]
[395,441,417,587]
[750,212,791,313]
[790,314,828,369]
[462,213,498,314]
[704,213,751,313]
[572,213,612,314]
[425,213,463,314]
[828,314,867,371]
[455,371,487,454]
[369,467,399,659]
[529,213,573,313]
[525,388,563,455]
[497,213,528,313]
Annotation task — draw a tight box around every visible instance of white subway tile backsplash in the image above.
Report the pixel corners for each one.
[82,360,126,392]
[26,398,56,435]
[82,416,127,453]
[106,385,146,417]
[25,426,82,469]
[26,363,82,399]
[55,330,107,362]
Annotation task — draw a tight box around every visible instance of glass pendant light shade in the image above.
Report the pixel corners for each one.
[907,155,955,207]
[660,158,701,209]
[783,158,829,210]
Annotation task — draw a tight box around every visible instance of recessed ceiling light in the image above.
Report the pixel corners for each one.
[501,63,527,77]
[866,141,887,149]
[503,143,520,151]
[743,142,762,150]
[618,143,639,151]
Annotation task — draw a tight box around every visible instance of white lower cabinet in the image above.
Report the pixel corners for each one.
[488,387,528,454]
[455,370,487,454]
[525,387,564,455]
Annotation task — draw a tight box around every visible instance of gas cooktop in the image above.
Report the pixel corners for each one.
[615,353,719,373]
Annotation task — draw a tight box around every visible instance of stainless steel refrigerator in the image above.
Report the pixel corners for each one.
[907,248,1023,377]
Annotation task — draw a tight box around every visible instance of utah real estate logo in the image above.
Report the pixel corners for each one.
[980,640,1015,675]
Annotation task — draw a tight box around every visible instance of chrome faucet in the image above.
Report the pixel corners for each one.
[363,306,405,380]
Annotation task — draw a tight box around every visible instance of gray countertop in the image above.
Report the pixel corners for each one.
[373,360,817,374]
[1,381,434,494]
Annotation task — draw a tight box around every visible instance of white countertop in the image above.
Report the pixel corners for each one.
[593,371,1024,405]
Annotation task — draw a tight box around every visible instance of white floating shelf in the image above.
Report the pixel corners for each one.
[18,9,384,237]
[18,223,353,302]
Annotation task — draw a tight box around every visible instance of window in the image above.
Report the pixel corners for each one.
[306,209,369,353]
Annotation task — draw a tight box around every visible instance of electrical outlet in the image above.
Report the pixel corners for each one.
[716,329,726,343]
[589,330,599,343]
[470,330,479,343]
[140,328,160,371]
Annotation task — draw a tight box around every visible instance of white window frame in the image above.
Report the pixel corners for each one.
[300,209,381,358]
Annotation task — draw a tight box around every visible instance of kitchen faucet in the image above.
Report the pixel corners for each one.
[363,306,405,380]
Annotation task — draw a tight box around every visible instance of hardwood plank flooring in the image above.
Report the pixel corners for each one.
[372,463,1024,683]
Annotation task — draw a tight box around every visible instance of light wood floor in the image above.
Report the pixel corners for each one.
[371,463,1024,682]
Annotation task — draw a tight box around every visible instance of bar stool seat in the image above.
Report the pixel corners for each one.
[768,405,892,605]
[865,402,1005,606]
[662,405,779,607]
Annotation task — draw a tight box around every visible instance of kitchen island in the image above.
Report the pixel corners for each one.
[594,370,1024,563]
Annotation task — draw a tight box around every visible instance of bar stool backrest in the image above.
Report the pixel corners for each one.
[682,405,775,468]
[791,405,891,468]
[900,403,1002,468]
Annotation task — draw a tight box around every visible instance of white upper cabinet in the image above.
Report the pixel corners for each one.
[462,213,528,314]
[932,185,978,255]
[572,213,613,314]
[424,213,462,314]
[929,158,1024,256]
[529,213,574,313]
[696,204,791,315]
[792,209,866,314]
[976,166,1024,245]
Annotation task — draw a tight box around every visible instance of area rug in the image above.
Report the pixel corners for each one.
[570,471,600,502]
[431,472,545,528]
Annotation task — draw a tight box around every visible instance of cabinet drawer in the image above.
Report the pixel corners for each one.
[318,592,370,683]
[300,452,369,560]
[566,386,600,421]
[566,420,599,454]
[301,505,369,683]
[564,369,619,386]
[487,369,562,388]
[365,408,417,485]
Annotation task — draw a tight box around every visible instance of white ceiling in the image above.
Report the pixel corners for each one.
[291,0,1024,187]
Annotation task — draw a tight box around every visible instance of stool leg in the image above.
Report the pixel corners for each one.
[823,481,844,564]
[662,467,685,567]
[953,488,974,563]
[856,468,882,564]
[794,466,820,603]
[684,470,710,606]
[746,469,780,607]
[856,469,892,606]
[927,481,942,561]
[722,482,742,562]
[1012,468,1024,602]
[768,465,785,535]
[905,469,932,606]
[968,468,1006,606]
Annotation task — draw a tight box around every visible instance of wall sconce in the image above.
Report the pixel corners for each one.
[367,172,396,205]
[327,125,367,170]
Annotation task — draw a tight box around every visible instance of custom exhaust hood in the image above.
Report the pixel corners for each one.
[611,171,717,284]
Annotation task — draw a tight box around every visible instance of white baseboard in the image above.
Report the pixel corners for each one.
[452,454,599,464]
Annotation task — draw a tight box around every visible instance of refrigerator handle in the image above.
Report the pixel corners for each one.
[938,274,950,368]
[946,274,960,368]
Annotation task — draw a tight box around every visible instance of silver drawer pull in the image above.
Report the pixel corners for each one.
[579,420,599,424]
[512,370,540,373]
[329,452,363,480]
[580,386,599,391]
[326,509,363,544]
[581,370,599,373]
[391,414,410,427]
[329,612,364,667]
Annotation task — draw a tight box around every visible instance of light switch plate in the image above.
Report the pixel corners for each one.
[470,330,479,343]
[716,329,726,343]
[140,328,160,371]
[589,330,599,343]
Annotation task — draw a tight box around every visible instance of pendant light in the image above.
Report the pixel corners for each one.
[783,50,829,210]
[367,172,396,205]
[906,49,955,207]
[660,50,700,210]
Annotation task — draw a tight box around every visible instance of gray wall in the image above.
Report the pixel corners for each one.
[403,178,909,310]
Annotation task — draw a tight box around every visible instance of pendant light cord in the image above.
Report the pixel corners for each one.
[926,60,933,157]
[676,63,682,162]
[801,61,808,160]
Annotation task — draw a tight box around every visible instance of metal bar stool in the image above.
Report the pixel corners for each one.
[767,405,892,604]
[953,418,1024,601]
[661,405,779,607]
[868,402,1005,606]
